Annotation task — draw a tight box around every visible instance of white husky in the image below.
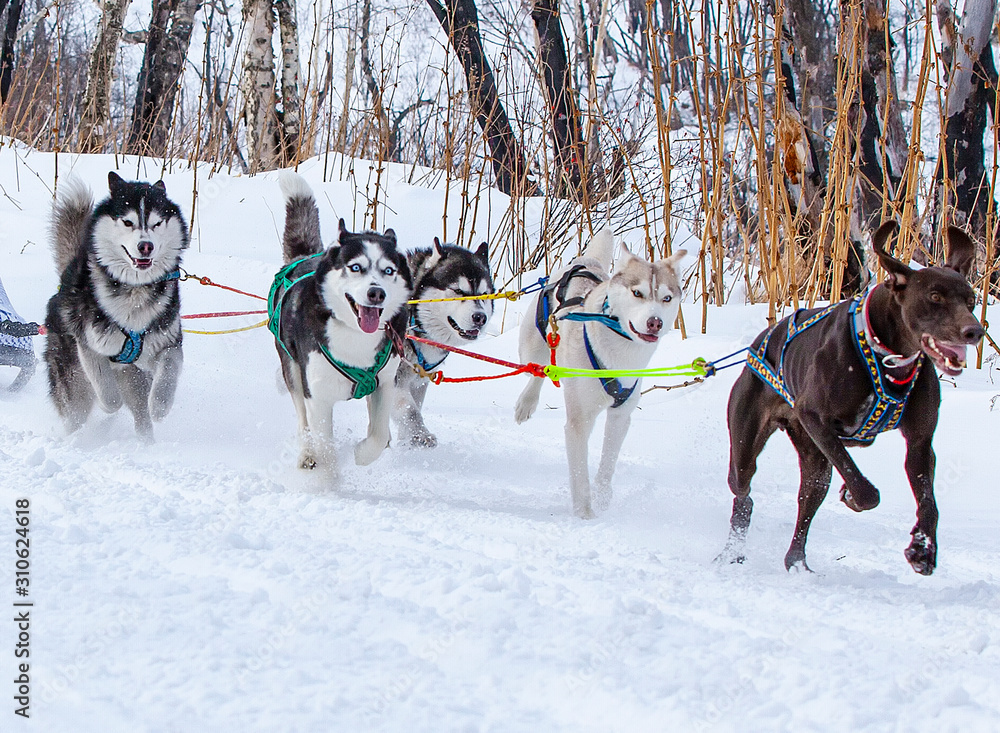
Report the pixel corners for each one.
[515,228,686,518]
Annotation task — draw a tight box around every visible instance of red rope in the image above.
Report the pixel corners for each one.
[182,272,267,301]
[181,310,268,320]
[406,334,549,381]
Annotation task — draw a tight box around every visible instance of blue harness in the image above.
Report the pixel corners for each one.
[745,294,922,444]
[535,265,637,408]
[407,313,448,372]
[109,270,182,365]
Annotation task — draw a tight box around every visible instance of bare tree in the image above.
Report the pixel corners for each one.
[126,0,202,156]
[241,0,302,172]
[77,0,132,152]
[0,0,24,103]
[936,0,997,255]
[425,0,537,196]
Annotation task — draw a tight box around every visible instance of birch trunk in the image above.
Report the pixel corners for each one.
[78,0,132,152]
[242,0,279,172]
[275,0,303,164]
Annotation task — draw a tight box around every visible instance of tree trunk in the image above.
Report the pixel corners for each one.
[937,0,997,259]
[242,0,280,172]
[425,0,537,196]
[532,0,586,196]
[78,0,132,152]
[126,0,201,157]
[0,0,23,103]
[360,0,394,160]
[275,0,303,165]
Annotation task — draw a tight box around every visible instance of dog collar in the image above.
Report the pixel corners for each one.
[860,287,921,370]
[156,270,182,283]
[583,325,637,408]
[406,312,447,372]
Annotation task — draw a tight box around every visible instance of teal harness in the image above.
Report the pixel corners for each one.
[267,255,394,400]
[745,293,923,444]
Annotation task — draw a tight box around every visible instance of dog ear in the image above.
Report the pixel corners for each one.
[871,221,912,290]
[944,226,976,278]
[475,242,489,265]
[433,237,447,259]
[108,171,125,195]
[153,180,166,193]
[612,246,640,274]
[383,228,397,244]
[662,249,688,269]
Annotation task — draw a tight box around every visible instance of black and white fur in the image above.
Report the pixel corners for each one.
[515,229,686,518]
[393,239,494,446]
[276,172,412,473]
[45,172,188,438]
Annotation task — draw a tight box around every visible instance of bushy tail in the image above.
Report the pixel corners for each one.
[279,171,323,263]
[583,227,615,272]
[51,176,94,275]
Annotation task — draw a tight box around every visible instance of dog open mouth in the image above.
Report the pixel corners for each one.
[921,335,967,376]
[629,323,659,343]
[121,246,153,271]
[447,317,480,341]
[346,294,383,334]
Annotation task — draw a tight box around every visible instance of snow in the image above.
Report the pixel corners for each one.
[1,143,999,731]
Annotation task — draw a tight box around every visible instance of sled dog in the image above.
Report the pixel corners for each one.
[719,222,984,575]
[44,172,188,437]
[515,229,686,518]
[394,239,494,446]
[271,172,411,472]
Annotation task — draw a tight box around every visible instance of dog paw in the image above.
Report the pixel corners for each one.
[784,550,813,573]
[298,452,318,470]
[839,483,880,512]
[149,398,172,422]
[355,437,387,466]
[592,484,612,513]
[95,387,123,414]
[904,531,936,575]
[513,396,537,424]
[573,503,596,520]
[408,432,438,449]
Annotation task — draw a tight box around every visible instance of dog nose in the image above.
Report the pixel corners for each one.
[137,240,154,257]
[367,286,386,305]
[646,316,663,334]
[962,322,985,343]
[471,311,487,327]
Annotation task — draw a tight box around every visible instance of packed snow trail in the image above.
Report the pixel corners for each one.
[0,148,998,731]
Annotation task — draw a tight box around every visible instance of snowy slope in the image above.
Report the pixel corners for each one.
[1,144,999,732]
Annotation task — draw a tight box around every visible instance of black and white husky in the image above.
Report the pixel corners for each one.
[273,172,411,473]
[515,228,686,518]
[393,239,494,446]
[45,172,188,438]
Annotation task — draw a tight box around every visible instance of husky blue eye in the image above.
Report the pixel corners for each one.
[632,289,643,298]
[383,266,395,276]
[349,263,362,273]
[663,295,672,303]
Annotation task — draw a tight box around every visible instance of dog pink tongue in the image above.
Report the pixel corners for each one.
[358,305,381,333]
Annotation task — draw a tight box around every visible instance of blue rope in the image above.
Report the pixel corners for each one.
[701,347,750,377]
[518,276,549,296]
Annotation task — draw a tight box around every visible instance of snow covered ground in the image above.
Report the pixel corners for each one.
[1,144,999,732]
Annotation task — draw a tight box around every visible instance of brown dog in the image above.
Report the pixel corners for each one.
[719,222,984,575]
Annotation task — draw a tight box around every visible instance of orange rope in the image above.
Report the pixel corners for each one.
[406,334,550,382]
[181,310,268,319]
[180,270,267,301]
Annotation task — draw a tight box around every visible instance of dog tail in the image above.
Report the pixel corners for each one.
[584,227,615,272]
[51,176,94,275]
[279,171,323,263]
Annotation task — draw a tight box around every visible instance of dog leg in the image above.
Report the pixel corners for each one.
[356,382,393,466]
[796,408,880,511]
[902,435,938,575]
[783,424,833,572]
[148,346,182,422]
[46,335,94,431]
[592,406,633,512]
[118,365,154,439]
[77,344,123,413]
[717,371,777,564]
[514,377,544,424]
[395,373,437,447]
[300,397,335,471]
[514,314,550,424]
[564,386,601,519]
